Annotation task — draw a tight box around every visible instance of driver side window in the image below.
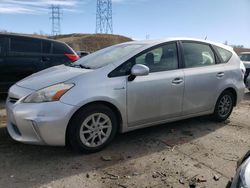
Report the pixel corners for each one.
[135,43,178,73]
[108,42,178,77]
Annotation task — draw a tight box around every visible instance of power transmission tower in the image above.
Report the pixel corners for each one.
[50,5,62,36]
[96,0,113,34]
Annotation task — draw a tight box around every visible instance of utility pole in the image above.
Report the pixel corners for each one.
[50,5,62,36]
[96,0,113,34]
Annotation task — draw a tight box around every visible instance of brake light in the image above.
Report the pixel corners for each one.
[65,54,80,62]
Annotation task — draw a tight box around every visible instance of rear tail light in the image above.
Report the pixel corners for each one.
[65,53,80,62]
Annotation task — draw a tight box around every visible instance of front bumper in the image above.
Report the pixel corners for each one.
[6,86,77,146]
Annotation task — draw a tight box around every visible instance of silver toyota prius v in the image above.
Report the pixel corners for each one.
[6,38,245,153]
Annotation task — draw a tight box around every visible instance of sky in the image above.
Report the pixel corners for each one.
[0,0,249,47]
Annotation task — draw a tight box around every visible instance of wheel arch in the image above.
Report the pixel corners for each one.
[65,100,123,146]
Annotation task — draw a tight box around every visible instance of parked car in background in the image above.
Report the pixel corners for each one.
[0,34,79,93]
[6,38,245,153]
[76,51,90,58]
[228,150,250,188]
[239,52,250,90]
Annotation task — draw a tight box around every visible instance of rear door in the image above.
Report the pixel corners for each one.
[4,36,42,89]
[181,41,225,115]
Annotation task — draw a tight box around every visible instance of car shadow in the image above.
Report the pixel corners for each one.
[0,115,227,188]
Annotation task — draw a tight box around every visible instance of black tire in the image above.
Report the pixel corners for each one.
[212,91,235,122]
[67,104,118,153]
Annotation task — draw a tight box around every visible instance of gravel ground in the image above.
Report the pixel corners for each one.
[0,92,250,188]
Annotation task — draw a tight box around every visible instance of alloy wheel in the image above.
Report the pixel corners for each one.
[218,95,233,118]
[79,113,112,147]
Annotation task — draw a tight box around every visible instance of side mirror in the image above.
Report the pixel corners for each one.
[128,64,149,81]
[131,64,149,76]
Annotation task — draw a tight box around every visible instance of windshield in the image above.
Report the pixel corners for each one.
[73,44,143,69]
[240,54,250,61]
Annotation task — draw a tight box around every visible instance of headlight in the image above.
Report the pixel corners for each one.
[23,83,74,103]
[231,157,250,188]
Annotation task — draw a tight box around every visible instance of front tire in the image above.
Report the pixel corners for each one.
[212,91,235,122]
[67,104,118,153]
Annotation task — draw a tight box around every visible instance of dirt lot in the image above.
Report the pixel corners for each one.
[0,93,250,188]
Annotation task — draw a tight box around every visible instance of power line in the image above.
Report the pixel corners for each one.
[96,0,113,34]
[50,5,62,36]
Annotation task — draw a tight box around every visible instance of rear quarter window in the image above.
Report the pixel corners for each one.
[214,46,232,63]
[52,42,72,54]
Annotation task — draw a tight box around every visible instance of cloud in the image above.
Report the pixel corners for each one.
[0,0,83,14]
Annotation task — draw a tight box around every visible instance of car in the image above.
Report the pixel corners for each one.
[0,33,79,93]
[239,52,250,90]
[6,38,245,153]
[227,150,250,188]
[76,51,90,58]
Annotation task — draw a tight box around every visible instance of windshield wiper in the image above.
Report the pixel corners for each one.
[79,64,92,69]
[68,63,91,69]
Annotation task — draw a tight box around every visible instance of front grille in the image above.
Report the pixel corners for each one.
[8,97,19,104]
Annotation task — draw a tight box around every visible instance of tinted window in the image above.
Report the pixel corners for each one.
[53,42,72,54]
[239,54,250,61]
[182,42,215,68]
[135,43,178,73]
[42,41,52,53]
[214,46,232,63]
[0,37,4,55]
[10,37,41,53]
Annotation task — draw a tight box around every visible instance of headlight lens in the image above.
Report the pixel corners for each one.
[23,83,74,103]
[231,158,250,188]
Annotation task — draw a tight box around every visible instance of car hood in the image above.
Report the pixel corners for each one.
[16,65,91,90]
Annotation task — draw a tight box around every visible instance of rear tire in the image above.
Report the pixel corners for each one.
[212,91,235,122]
[67,104,118,153]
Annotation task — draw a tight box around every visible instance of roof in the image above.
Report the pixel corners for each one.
[121,37,233,52]
[0,33,65,44]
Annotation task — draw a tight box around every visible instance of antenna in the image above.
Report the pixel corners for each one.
[50,5,62,36]
[96,0,113,34]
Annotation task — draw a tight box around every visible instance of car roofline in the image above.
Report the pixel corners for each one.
[119,37,234,52]
[0,33,67,45]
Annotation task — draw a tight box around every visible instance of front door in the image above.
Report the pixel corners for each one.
[4,36,42,90]
[127,42,184,126]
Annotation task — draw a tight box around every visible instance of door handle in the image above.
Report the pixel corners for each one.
[216,72,225,78]
[41,57,50,62]
[172,78,183,85]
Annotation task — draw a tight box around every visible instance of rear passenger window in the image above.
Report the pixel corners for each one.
[214,46,232,63]
[10,37,41,53]
[182,42,215,68]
